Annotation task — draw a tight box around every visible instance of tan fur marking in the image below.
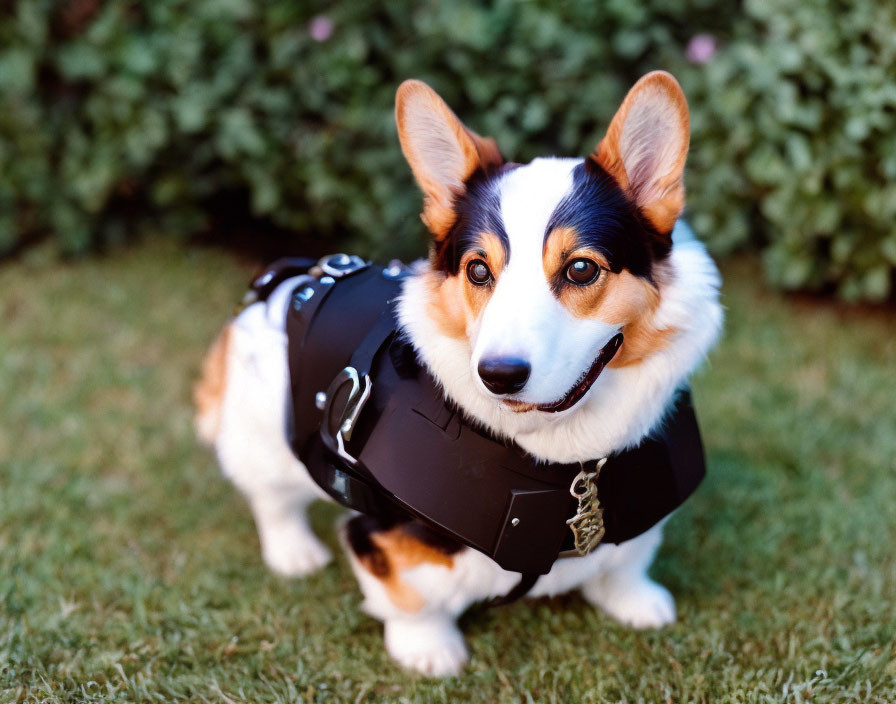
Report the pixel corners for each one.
[193,323,232,445]
[359,527,455,612]
[543,226,615,320]
[592,71,689,234]
[477,230,507,274]
[395,80,502,240]
[609,262,677,367]
[460,232,504,322]
[543,227,675,366]
[542,226,594,283]
[425,231,505,340]
[610,319,676,367]
[425,272,468,340]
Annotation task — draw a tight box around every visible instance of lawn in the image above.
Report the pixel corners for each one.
[1,241,894,703]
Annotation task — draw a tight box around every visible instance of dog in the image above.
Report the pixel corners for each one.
[194,71,723,677]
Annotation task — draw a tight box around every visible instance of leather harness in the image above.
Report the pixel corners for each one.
[245,255,707,603]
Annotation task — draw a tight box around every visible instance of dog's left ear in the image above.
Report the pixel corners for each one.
[592,71,690,235]
[396,80,503,241]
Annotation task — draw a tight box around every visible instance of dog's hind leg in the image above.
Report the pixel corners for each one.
[342,516,513,677]
[241,478,331,577]
[579,521,676,629]
[215,406,331,577]
[216,409,332,577]
[198,316,331,577]
[216,398,330,577]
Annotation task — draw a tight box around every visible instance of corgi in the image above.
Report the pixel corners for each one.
[194,71,723,677]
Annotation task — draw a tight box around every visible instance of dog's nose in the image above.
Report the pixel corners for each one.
[477,356,531,395]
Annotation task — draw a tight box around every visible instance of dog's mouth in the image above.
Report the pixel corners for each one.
[504,333,623,414]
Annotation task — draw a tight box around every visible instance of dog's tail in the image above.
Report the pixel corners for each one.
[193,323,233,446]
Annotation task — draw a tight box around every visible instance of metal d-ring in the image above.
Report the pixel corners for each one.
[320,367,372,466]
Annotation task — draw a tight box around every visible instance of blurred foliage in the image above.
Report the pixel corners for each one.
[0,0,894,299]
[684,0,896,301]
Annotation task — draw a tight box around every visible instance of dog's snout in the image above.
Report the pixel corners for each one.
[477,356,531,395]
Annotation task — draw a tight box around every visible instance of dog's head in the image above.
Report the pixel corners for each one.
[397,72,689,415]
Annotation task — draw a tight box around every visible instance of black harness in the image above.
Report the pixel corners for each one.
[247,255,706,601]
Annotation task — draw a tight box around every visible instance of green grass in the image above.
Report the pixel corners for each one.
[1,242,894,703]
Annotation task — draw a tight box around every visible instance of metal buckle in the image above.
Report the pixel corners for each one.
[564,458,607,556]
[320,367,372,466]
[318,253,368,279]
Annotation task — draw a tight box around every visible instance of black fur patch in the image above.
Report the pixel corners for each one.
[345,515,463,577]
[345,514,395,577]
[400,521,464,556]
[433,160,669,279]
[433,164,517,275]
[544,161,669,280]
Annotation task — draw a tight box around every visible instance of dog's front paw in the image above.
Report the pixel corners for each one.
[261,533,332,577]
[582,575,676,629]
[384,616,468,677]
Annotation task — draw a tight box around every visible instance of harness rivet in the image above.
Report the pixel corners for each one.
[315,392,327,409]
[292,286,315,310]
[320,276,335,285]
[511,517,520,527]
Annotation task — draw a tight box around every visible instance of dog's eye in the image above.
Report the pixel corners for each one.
[466,259,492,286]
[564,258,601,286]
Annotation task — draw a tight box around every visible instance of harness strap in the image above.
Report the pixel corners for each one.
[238,257,318,312]
[349,298,400,376]
[299,290,407,523]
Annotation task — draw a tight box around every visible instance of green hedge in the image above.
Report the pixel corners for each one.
[1,0,894,300]
[683,0,896,301]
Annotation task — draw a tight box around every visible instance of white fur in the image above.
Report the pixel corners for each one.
[470,159,622,405]
[214,276,332,576]
[400,188,723,462]
[206,159,722,675]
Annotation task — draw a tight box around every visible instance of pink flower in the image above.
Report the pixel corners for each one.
[309,15,333,42]
[686,34,717,64]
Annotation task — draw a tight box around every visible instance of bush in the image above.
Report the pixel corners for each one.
[682,0,896,301]
[0,0,893,300]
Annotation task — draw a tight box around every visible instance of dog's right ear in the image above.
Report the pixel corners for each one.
[591,71,689,237]
[396,80,503,241]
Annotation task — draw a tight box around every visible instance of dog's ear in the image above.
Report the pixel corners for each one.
[396,80,503,241]
[592,71,689,235]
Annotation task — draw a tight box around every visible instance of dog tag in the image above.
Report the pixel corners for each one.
[566,460,607,555]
